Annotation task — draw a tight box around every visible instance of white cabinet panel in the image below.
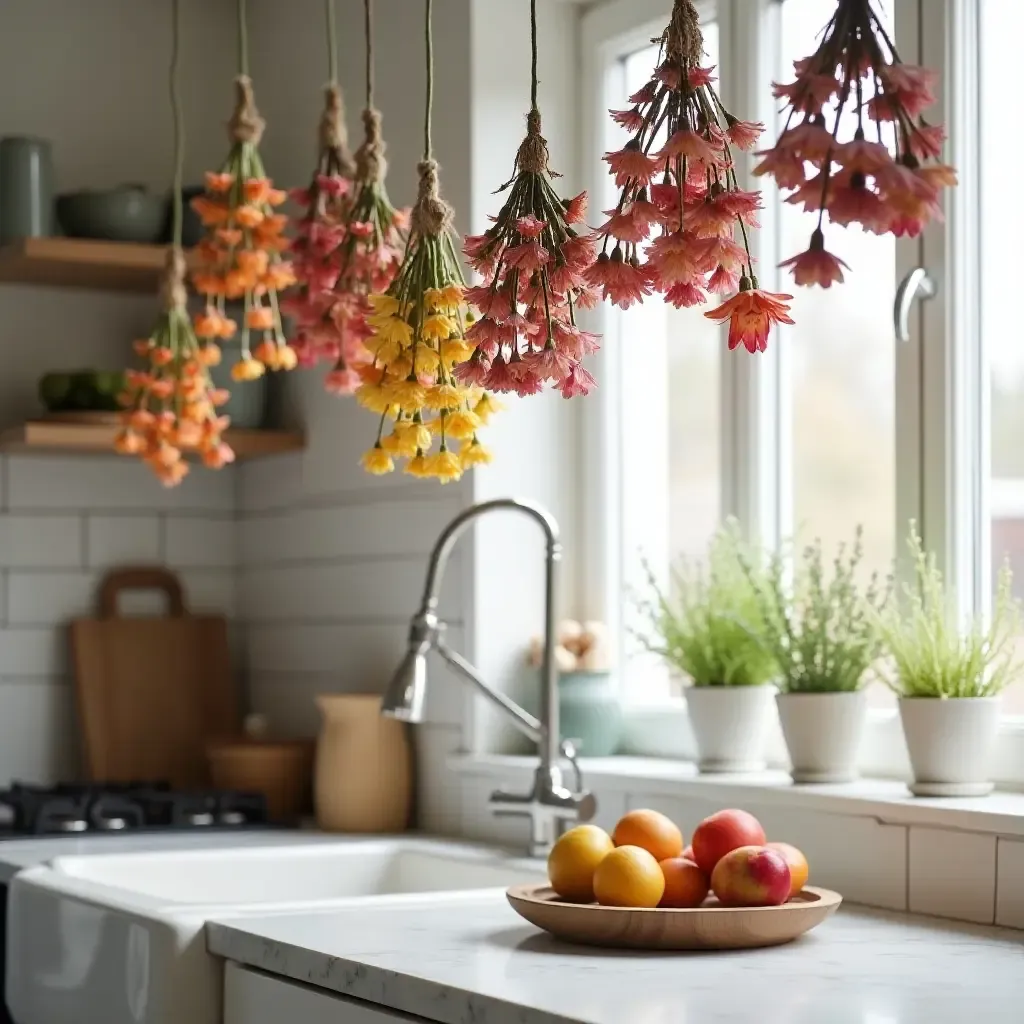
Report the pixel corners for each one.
[996,837,1024,929]
[909,827,997,925]
[225,962,413,1024]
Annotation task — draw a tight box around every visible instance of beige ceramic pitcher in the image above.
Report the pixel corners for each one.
[314,694,412,832]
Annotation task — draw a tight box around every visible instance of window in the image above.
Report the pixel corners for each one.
[582,0,1024,779]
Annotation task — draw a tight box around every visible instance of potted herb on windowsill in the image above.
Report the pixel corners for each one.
[748,528,889,784]
[637,522,777,773]
[876,525,1021,797]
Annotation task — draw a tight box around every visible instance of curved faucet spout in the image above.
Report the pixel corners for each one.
[382,498,595,856]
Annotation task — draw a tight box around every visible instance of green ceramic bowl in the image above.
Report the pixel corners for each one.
[56,185,168,243]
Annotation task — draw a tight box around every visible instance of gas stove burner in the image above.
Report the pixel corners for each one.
[0,782,271,838]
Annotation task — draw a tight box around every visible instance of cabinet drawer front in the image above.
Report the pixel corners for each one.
[225,962,421,1024]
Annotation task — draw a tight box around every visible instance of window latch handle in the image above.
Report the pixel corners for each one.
[894,266,937,342]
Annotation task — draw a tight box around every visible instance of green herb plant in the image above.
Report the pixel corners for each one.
[877,523,1022,698]
[635,520,776,688]
[745,527,889,695]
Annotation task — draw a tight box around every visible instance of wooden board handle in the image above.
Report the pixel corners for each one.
[99,567,187,618]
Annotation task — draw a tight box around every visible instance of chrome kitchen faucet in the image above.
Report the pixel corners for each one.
[381,498,597,857]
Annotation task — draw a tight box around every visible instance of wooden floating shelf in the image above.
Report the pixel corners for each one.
[0,237,196,293]
[0,420,305,461]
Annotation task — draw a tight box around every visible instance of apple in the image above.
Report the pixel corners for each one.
[711,845,791,907]
[690,809,767,875]
[681,844,694,861]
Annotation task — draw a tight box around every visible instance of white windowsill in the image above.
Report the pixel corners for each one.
[449,752,1024,839]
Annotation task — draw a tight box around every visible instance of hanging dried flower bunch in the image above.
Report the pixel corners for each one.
[285,0,408,394]
[190,0,297,381]
[460,0,599,399]
[358,0,496,481]
[117,0,233,486]
[757,0,956,287]
[589,0,793,354]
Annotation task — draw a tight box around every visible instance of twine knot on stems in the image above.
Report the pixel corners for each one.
[319,83,355,176]
[356,107,387,183]
[229,75,265,145]
[160,246,188,313]
[516,108,555,176]
[666,0,703,65]
[411,158,453,237]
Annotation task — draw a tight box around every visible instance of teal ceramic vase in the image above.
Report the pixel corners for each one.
[0,136,54,243]
[557,671,622,757]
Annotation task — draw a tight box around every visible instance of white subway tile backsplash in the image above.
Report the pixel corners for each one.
[0,515,83,568]
[996,838,1024,929]
[166,516,238,569]
[7,572,97,626]
[86,515,161,567]
[6,455,234,512]
[240,497,462,566]
[909,827,997,925]
[0,628,67,678]
[239,556,460,623]
[0,681,78,785]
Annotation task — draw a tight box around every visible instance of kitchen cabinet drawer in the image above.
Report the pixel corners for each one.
[224,961,425,1024]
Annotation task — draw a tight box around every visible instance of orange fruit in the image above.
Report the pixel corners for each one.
[767,842,809,897]
[593,845,665,908]
[658,857,710,908]
[612,809,684,862]
[547,825,615,902]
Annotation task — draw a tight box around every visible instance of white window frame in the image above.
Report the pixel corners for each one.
[579,0,1024,786]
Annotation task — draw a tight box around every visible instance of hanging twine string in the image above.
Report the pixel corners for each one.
[411,0,453,237]
[364,0,375,108]
[237,0,249,77]
[320,0,354,173]
[326,0,338,84]
[517,0,550,176]
[162,0,187,312]
[666,0,704,65]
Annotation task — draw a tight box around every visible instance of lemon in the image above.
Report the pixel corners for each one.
[547,824,615,903]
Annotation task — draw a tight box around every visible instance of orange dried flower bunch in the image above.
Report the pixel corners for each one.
[191,76,297,381]
[116,249,234,487]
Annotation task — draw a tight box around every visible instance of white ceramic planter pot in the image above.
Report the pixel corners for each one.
[776,691,866,784]
[898,696,1001,797]
[684,685,775,773]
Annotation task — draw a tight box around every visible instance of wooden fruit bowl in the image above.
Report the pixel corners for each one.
[506,883,842,951]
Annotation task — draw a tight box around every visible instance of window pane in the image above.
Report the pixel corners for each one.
[779,0,897,706]
[982,1,1024,715]
[614,27,721,698]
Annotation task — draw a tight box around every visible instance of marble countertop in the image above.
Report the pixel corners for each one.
[207,892,1024,1024]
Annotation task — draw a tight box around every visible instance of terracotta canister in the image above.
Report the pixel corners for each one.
[206,737,314,823]
[314,694,412,832]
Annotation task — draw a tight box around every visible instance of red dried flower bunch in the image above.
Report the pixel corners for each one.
[758,0,957,288]
[461,109,599,399]
[589,0,793,354]
[285,0,408,395]
[286,105,408,395]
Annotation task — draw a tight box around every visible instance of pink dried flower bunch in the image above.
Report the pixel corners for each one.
[285,101,408,395]
[588,0,792,353]
[460,111,600,399]
[759,0,957,288]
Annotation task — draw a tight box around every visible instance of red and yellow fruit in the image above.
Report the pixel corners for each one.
[691,809,767,875]
[612,809,684,862]
[547,824,615,903]
[658,857,710,908]
[767,841,809,898]
[711,845,791,908]
[593,845,666,908]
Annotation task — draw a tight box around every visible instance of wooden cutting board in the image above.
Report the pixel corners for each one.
[71,567,239,788]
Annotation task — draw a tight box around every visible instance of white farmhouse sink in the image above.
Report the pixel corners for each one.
[46,837,541,906]
[7,835,546,1024]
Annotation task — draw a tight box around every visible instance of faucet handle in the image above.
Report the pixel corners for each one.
[560,738,584,793]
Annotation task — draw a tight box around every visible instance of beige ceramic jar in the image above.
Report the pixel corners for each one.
[314,694,412,832]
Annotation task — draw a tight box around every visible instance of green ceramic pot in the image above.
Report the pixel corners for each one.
[208,338,267,429]
[558,671,622,757]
